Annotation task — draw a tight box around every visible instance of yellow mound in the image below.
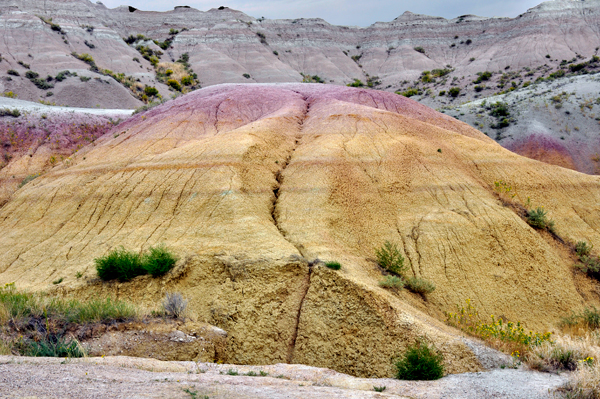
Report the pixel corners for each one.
[1,84,599,377]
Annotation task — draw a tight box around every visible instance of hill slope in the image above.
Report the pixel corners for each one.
[1,84,600,377]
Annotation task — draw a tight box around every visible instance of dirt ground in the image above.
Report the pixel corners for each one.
[0,355,567,399]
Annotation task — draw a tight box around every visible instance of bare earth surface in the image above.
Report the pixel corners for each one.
[0,355,567,399]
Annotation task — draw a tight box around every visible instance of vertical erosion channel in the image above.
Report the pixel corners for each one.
[269,95,314,364]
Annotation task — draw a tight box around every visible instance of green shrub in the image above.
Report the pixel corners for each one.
[143,245,178,277]
[489,102,509,117]
[526,207,555,231]
[7,69,19,76]
[448,87,461,97]
[378,275,404,289]
[0,108,21,118]
[414,46,425,54]
[473,71,492,84]
[398,88,420,97]
[95,245,177,281]
[376,241,406,275]
[167,79,181,91]
[324,261,341,270]
[395,341,444,380]
[405,277,436,295]
[180,76,194,86]
[243,73,251,79]
[25,71,39,79]
[347,79,364,87]
[95,247,144,282]
[576,241,593,258]
[144,86,159,96]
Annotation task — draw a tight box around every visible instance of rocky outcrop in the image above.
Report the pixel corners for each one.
[1,84,600,377]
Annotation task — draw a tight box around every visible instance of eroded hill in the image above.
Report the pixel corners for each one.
[1,84,600,377]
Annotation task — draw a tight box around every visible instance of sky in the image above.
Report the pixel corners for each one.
[98,0,546,27]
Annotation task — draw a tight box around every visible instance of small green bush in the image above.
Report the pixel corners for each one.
[242,73,251,79]
[448,87,461,97]
[576,241,593,258]
[25,71,39,79]
[526,207,555,231]
[7,70,19,76]
[95,247,144,282]
[167,79,181,91]
[347,79,364,87]
[144,86,159,96]
[395,341,444,380]
[180,76,194,86]
[95,245,177,281]
[375,241,406,275]
[414,46,425,54]
[325,261,341,270]
[143,245,178,277]
[379,275,404,289]
[398,88,420,97]
[405,277,436,295]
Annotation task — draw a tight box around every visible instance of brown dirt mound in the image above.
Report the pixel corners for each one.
[1,84,600,377]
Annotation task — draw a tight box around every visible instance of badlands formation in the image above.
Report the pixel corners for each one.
[1,84,600,378]
[0,0,599,105]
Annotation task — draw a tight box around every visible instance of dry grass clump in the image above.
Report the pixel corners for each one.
[157,62,187,81]
[563,361,600,399]
[527,333,600,372]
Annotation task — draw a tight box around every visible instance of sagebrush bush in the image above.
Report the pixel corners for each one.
[95,247,144,282]
[379,275,404,289]
[405,277,436,295]
[395,341,444,380]
[162,292,188,319]
[375,241,406,275]
[143,244,178,277]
